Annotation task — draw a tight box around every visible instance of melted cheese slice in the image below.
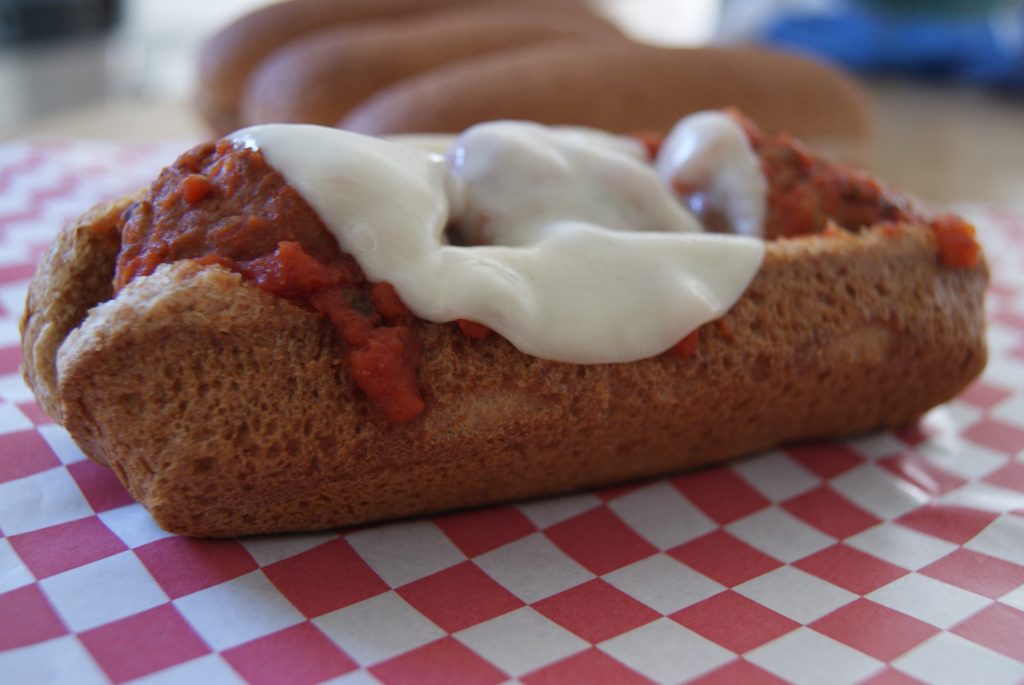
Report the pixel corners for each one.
[232,113,765,364]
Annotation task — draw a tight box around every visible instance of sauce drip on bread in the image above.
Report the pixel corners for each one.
[730,113,980,262]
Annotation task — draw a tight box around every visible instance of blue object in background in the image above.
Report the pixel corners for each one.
[0,0,121,45]
[750,0,1024,91]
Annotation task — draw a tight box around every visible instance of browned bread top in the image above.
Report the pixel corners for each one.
[198,0,478,133]
[340,42,870,147]
[198,0,597,133]
[239,6,621,128]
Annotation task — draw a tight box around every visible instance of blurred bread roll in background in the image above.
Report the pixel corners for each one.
[240,3,621,128]
[199,0,870,160]
[198,0,599,133]
[341,43,870,158]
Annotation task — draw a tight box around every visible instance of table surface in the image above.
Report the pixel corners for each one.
[0,83,1023,685]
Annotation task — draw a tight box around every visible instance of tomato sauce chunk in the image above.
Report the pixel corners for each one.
[932,213,981,269]
[672,329,701,358]
[115,141,426,421]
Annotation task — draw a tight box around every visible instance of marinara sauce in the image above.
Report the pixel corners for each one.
[115,140,424,422]
[639,114,981,268]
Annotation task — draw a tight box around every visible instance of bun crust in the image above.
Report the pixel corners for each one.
[199,1,869,162]
[198,0,598,134]
[340,43,870,150]
[23,200,987,537]
[240,7,620,128]
[20,196,134,423]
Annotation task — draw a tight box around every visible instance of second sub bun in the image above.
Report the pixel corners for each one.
[199,0,479,134]
[341,42,870,154]
[241,5,621,127]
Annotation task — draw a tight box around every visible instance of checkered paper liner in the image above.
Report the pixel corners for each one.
[0,139,1022,685]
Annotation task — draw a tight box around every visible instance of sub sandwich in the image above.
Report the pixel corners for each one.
[21,111,987,537]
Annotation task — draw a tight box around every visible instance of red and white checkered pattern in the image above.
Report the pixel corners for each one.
[1,140,1023,685]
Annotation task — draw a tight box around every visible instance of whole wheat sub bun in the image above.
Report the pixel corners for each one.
[22,200,986,537]
[198,0,594,134]
[240,6,621,128]
[340,42,870,154]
